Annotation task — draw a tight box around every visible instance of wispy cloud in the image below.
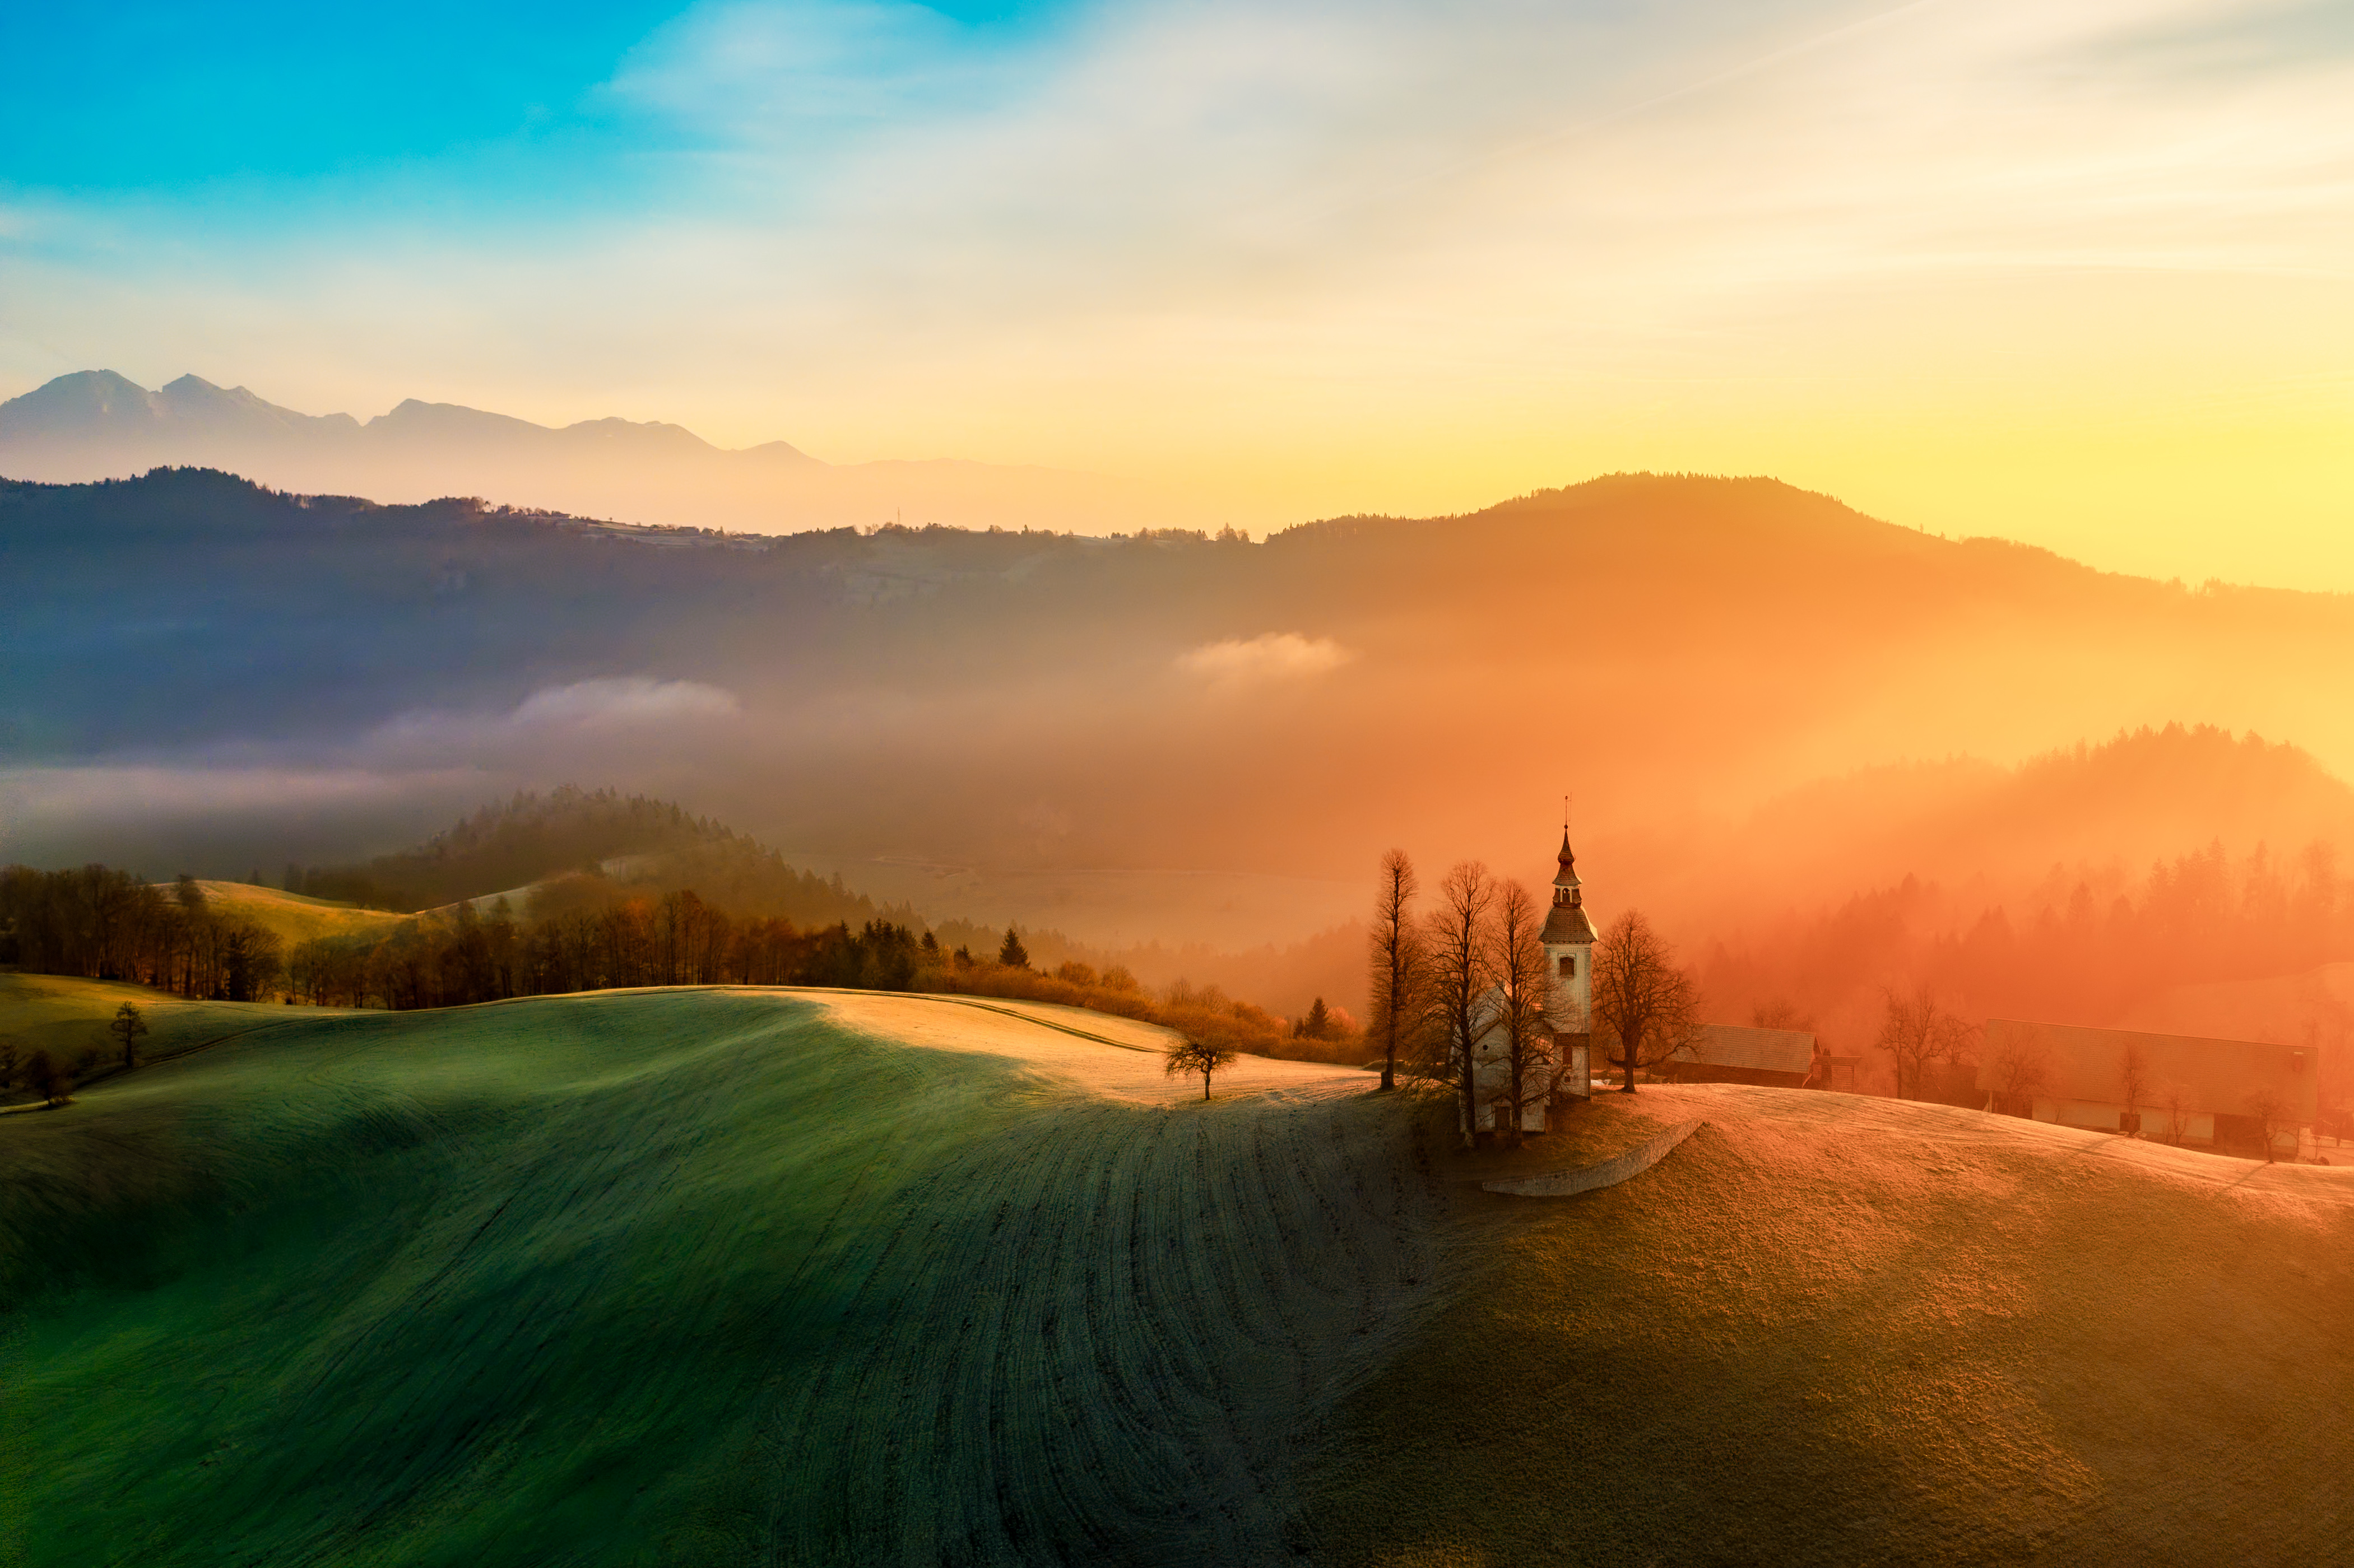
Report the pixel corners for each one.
[1177,632,1354,686]
[363,677,743,756]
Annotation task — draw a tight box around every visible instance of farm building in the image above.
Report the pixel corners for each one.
[1656,1023,1816,1087]
[1460,829,1595,1137]
[1978,1018,2318,1156]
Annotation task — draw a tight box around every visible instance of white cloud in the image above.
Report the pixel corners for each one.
[505,676,742,728]
[1176,632,1354,685]
[366,677,742,752]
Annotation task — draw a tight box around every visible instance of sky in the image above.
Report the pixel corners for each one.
[3,0,2351,587]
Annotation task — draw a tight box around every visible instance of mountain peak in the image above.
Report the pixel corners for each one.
[0,370,162,438]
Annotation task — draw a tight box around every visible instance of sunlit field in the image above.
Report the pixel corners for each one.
[7,990,2348,1565]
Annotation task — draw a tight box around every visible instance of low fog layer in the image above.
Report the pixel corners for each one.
[12,465,2354,1072]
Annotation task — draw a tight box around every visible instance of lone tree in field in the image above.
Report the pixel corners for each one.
[1424,861,1497,1143]
[1873,985,1970,1101]
[1487,880,1557,1146]
[997,926,1030,970]
[1366,849,1426,1092]
[1589,911,1697,1094]
[1164,1034,1238,1100]
[109,1002,150,1069]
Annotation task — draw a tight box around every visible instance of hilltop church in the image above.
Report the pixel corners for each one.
[1462,829,1598,1138]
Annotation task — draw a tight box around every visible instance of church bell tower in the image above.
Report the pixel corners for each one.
[1541,827,1598,1088]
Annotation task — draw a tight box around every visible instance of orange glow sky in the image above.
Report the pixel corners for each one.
[5,0,2351,587]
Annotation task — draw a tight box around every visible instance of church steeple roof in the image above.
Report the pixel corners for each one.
[1543,825,1598,944]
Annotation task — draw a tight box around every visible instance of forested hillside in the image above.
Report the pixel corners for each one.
[294,785,891,922]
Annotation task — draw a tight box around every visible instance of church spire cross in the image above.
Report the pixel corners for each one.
[1553,811,1581,902]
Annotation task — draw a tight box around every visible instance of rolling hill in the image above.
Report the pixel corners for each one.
[5,985,2351,1564]
[157,881,407,946]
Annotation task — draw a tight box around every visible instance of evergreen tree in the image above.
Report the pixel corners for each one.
[997,926,1030,969]
[110,1002,149,1069]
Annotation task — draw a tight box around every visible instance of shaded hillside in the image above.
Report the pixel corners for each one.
[1308,1082,2354,1566]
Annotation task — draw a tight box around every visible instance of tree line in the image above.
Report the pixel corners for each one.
[3,863,1354,1084]
[1,866,286,1001]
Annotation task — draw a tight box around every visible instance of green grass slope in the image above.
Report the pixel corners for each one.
[1306,1083,2354,1567]
[10,988,2353,1567]
[0,988,1427,1566]
[0,973,327,1106]
[169,881,409,945]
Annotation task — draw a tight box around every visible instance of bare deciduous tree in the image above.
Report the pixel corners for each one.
[2157,1082,2192,1145]
[1488,881,1557,1146]
[1424,862,1497,1144]
[2118,1043,2149,1136]
[1367,849,1426,1094]
[1987,1029,2050,1116]
[1163,1035,1238,1100]
[1752,999,1816,1031]
[1589,911,1697,1094]
[2247,1088,2293,1164]
[1874,985,1970,1101]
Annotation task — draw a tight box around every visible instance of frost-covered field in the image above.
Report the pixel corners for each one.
[0,986,1420,1565]
[8,985,2350,1566]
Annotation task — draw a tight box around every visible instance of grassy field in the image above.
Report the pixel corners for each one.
[0,987,1410,1566]
[1306,1084,2354,1567]
[0,972,333,1106]
[166,880,410,946]
[6,985,2351,1565]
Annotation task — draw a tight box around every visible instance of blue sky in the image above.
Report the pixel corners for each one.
[0,1,1075,204]
[3,1,2352,587]
[2,3,682,189]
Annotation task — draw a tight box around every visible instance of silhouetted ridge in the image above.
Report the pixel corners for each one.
[298,786,893,928]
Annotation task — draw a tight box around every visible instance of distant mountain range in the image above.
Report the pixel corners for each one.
[0,370,1181,533]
